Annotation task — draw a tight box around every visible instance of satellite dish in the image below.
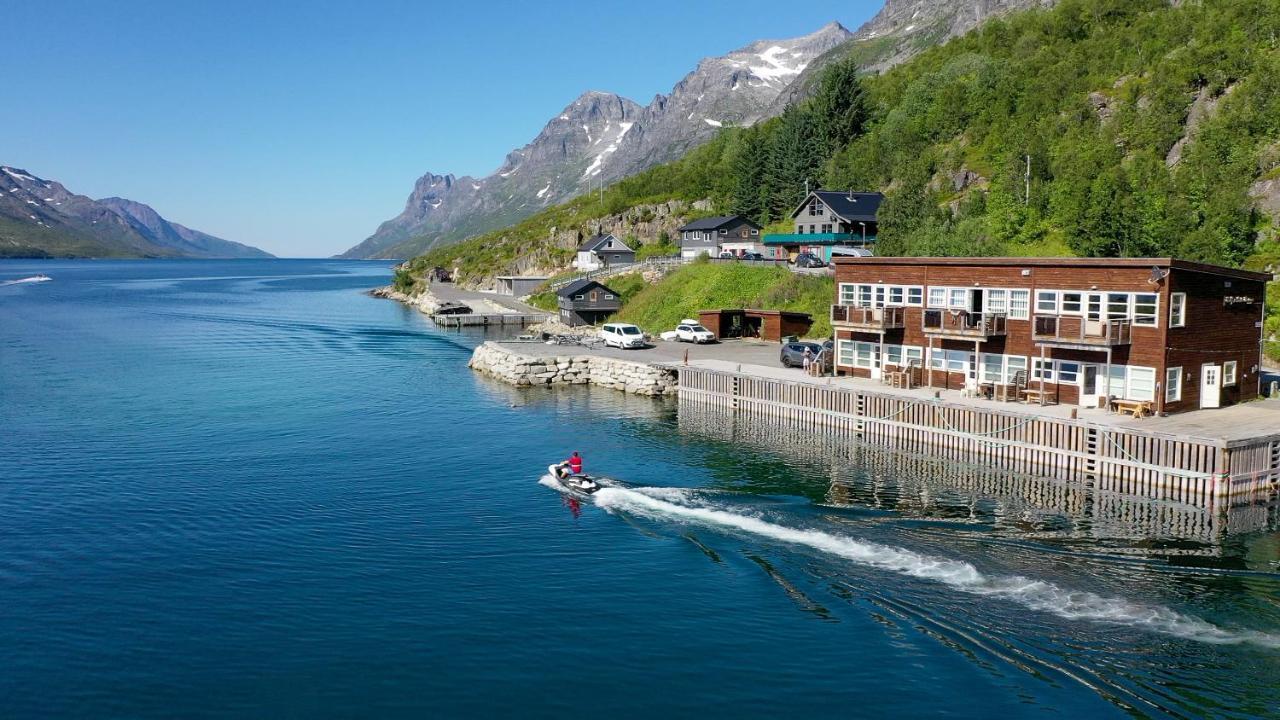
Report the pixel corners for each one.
[1148,266,1170,284]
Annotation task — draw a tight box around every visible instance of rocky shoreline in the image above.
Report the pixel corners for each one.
[468,342,676,396]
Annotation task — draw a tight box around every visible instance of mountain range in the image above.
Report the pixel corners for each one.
[0,166,271,259]
[342,0,1055,260]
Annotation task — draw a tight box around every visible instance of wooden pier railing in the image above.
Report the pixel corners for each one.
[672,365,1280,504]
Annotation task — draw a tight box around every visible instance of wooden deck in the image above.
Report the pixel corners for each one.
[662,359,1280,506]
[433,312,549,328]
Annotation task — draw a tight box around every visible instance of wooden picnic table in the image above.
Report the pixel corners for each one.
[1111,398,1153,418]
[1022,387,1050,405]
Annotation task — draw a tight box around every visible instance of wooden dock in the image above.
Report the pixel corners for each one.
[668,364,1280,505]
[433,312,549,328]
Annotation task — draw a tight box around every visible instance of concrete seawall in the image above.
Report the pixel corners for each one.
[468,342,677,396]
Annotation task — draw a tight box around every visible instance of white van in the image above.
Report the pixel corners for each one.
[600,323,646,349]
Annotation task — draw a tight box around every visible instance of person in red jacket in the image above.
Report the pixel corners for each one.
[567,451,583,476]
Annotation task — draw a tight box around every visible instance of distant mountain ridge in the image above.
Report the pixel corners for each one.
[339,22,854,259]
[0,166,271,258]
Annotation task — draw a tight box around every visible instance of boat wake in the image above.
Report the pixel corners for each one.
[1,275,51,286]
[589,486,1280,650]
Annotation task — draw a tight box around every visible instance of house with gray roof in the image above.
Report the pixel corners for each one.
[676,215,764,259]
[556,278,622,326]
[764,190,883,261]
[573,234,635,271]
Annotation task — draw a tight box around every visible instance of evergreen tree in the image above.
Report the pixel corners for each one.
[765,105,824,219]
[811,57,869,156]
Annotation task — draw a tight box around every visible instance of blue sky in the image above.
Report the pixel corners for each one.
[6,1,880,257]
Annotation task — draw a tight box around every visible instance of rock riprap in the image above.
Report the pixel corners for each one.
[467,342,676,396]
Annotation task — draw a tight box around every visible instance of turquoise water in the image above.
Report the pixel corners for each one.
[2,259,1279,719]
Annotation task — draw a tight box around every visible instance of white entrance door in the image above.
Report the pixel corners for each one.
[1200,364,1222,409]
[869,344,883,380]
[1080,364,1102,407]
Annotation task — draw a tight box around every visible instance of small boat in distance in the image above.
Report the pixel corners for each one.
[2,274,52,286]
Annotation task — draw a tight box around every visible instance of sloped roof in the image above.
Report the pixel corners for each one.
[792,191,884,223]
[677,215,760,232]
[556,278,618,298]
[578,233,634,253]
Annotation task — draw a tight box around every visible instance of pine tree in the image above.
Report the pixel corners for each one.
[811,57,869,156]
[766,105,824,219]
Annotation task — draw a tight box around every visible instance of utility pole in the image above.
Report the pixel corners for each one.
[1024,154,1031,206]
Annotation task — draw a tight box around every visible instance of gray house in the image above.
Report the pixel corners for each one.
[574,234,635,271]
[677,216,763,258]
[556,279,622,326]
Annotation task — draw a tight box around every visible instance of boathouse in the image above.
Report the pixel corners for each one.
[828,257,1270,415]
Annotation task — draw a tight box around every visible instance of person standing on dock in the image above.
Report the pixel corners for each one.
[802,348,814,374]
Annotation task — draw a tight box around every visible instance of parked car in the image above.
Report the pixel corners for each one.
[741,252,765,260]
[600,323,647,349]
[793,253,827,268]
[674,320,715,344]
[718,251,734,259]
[780,341,823,368]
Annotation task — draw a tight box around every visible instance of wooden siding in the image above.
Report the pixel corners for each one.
[672,365,1280,506]
[831,259,1266,414]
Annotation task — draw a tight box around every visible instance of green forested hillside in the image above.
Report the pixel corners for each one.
[405,0,1280,354]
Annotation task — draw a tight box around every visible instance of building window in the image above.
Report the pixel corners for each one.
[1058,362,1079,384]
[1032,358,1055,382]
[821,224,832,233]
[948,288,968,309]
[1107,293,1129,320]
[1036,290,1058,314]
[854,342,876,369]
[574,294,585,300]
[1170,292,1186,327]
[839,283,857,305]
[907,287,923,306]
[1166,367,1182,402]
[929,348,972,373]
[928,287,946,308]
[888,286,904,306]
[1133,293,1158,326]
[986,288,1007,314]
[750,229,759,236]
[1128,367,1156,402]
[858,284,873,306]
[1008,290,1030,320]
[1060,292,1083,315]
[837,340,855,367]
[1224,360,1237,386]
[719,228,728,235]
[604,294,614,299]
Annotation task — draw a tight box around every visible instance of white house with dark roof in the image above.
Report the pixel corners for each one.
[764,190,884,261]
[573,234,635,271]
[676,215,764,258]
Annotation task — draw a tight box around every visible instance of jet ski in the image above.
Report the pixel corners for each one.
[548,463,601,495]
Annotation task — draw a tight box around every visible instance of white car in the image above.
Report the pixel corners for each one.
[674,320,715,344]
[600,323,647,349]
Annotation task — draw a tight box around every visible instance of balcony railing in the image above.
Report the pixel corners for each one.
[922,309,1007,338]
[830,305,906,330]
[1032,315,1132,346]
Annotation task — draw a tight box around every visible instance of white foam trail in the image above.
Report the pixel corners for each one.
[592,487,1280,649]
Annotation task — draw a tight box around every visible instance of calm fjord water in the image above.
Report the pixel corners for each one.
[2,259,1279,719]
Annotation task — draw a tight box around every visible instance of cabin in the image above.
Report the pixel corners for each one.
[493,275,549,297]
[556,279,622,326]
[574,234,635,271]
[829,257,1271,414]
[677,216,766,258]
[764,190,882,261]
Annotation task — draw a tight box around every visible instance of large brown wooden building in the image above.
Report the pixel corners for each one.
[830,257,1271,414]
